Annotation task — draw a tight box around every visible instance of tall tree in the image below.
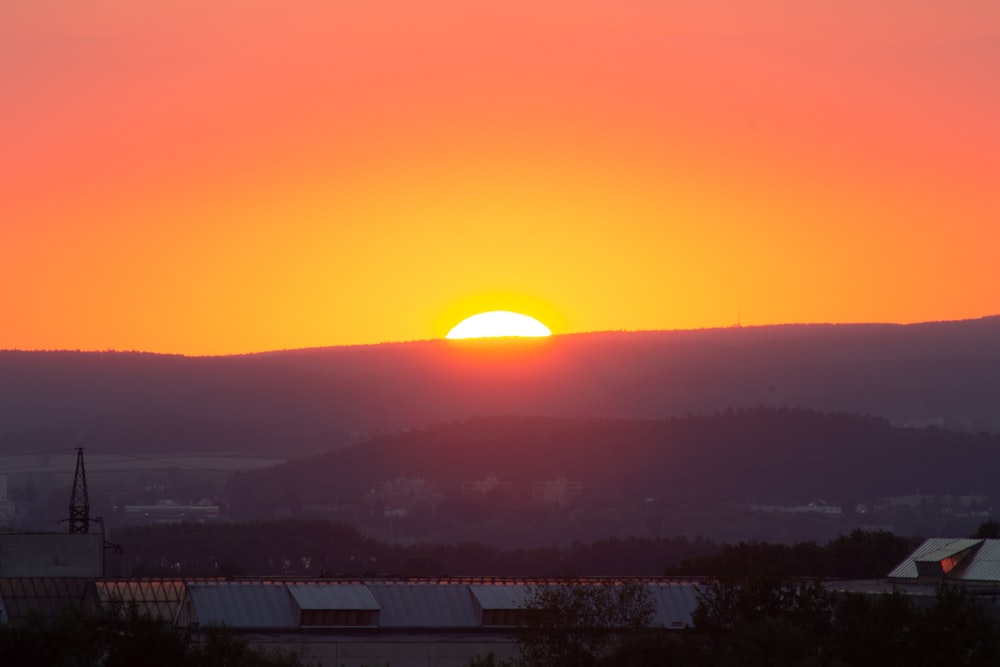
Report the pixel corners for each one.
[516,580,655,667]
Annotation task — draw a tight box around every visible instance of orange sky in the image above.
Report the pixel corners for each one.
[3,1,998,355]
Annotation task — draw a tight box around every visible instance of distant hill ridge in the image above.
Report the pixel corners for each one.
[1,317,999,455]
[235,409,1000,506]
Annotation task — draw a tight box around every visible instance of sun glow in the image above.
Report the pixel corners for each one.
[446,311,552,339]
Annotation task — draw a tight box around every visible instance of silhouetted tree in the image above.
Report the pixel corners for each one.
[832,590,920,666]
[516,581,655,666]
[0,604,313,667]
[690,577,1000,667]
[970,518,1000,539]
[916,584,1000,666]
[666,530,916,579]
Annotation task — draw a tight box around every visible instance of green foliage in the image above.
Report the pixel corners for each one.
[832,590,921,666]
[0,605,313,667]
[115,518,717,578]
[515,580,655,667]
[916,584,1000,666]
[600,630,691,667]
[465,651,514,667]
[690,577,834,666]
[0,608,103,667]
[666,529,918,579]
[692,578,833,636]
[970,518,1000,538]
[103,605,189,667]
[688,578,1000,667]
[512,575,1000,667]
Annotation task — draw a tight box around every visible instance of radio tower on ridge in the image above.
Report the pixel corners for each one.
[68,447,90,533]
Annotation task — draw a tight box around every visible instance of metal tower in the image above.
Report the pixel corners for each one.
[68,447,90,533]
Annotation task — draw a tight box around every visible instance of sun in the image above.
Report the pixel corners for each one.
[446,311,552,339]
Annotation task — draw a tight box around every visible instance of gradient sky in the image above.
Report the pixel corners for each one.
[3,1,998,355]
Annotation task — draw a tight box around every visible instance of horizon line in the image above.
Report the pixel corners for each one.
[2,314,998,359]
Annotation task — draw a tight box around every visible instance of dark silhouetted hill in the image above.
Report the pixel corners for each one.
[228,409,1000,510]
[2,317,999,455]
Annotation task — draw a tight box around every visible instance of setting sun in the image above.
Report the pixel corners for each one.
[446,311,552,339]
[2,1,997,355]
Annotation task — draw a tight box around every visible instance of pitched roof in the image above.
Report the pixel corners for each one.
[887,537,1000,582]
[186,582,298,629]
[82,577,703,631]
[287,583,379,610]
[648,581,702,629]
[469,584,531,611]
[94,578,195,623]
[368,582,481,627]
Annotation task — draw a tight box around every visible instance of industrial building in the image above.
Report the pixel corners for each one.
[0,532,104,578]
[888,537,1000,585]
[3,447,993,667]
[8,539,1000,664]
[1,576,701,666]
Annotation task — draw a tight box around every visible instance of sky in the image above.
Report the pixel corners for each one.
[3,1,998,355]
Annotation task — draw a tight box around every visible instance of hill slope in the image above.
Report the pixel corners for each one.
[2,317,999,455]
[232,409,1000,507]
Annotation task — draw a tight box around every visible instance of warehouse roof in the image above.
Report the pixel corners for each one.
[95,578,215,623]
[367,582,481,628]
[469,584,531,611]
[287,583,379,611]
[185,582,298,629]
[223,579,702,630]
[648,581,702,629]
[887,538,1000,583]
[38,577,705,632]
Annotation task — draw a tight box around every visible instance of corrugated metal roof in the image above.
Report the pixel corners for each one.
[0,577,90,621]
[470,581,700,629]
[648,582,701,628]
[287,583,379,611]
[888,538,985,579]
[367,582,481,628]
[469,584,532,610]
[916,539,983,564]
[951,540,1000,582]
[187,582,298,629]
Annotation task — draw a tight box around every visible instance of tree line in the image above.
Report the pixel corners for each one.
[663,529,919,578]
[0,604,313,667]
[478,577,1000,667]
[111,521,916,579]
[5,576,995,667]
[231,409,1000,519]
[113,519,717,577]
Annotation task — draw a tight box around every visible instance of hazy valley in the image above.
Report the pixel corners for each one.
[1,317,998,550]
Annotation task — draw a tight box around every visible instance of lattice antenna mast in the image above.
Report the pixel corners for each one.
[68,447,90,533]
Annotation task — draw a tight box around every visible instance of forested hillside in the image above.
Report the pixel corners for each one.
[2,317,999,456]
[230,409,1000,511]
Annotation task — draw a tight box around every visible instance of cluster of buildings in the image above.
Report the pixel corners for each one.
[0,573,699,665]
[460,474,584,509]
[118,499,221,525]
[461,474,512,497]
[365,474,586,519]
[749,500,843,516]
[0,530,697,665]
[746,493,993,525]
[530,477,583,508]
[863,493,992,518]
[5,530,1000,665]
